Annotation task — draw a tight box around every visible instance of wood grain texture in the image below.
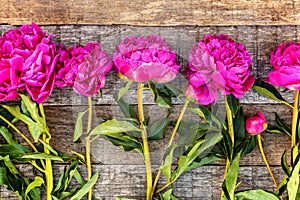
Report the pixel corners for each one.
[0,0,299,26]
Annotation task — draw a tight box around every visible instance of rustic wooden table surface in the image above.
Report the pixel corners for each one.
[1,0,299,199]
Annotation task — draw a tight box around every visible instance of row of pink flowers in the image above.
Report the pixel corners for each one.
[0,22,298,106]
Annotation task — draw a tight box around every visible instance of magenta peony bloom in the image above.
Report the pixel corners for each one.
[185,34,254,105]
[0,38,22,101]
[55,42,112,96]
[15,37,58,104]
[55,43,101,88]
[246,111,268,135]
[2,22,46,60]
[0,22,52,102]
[73,45,112,96]
[268,42,300,90]
[185,47,224,105]
[113,35,181,83]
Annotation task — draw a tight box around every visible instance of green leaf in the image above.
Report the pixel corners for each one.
[161,189,179,200]
[19,93,41,121]
[251,79,292,108]
[160,146,175,182]
[287,150,300,200]
[103,135,142,152]
[25,176,44,197]
[266,127,285,134]
[172,140,205,181]
[148,82,173,108]
[22,153,64,161]
[89,119,141,137]
[70,172,99,200]
[164,83,183,98]
[276,175,288,196]
[0,156,40,199]
[235,190,279,200]
[0,144,29,160]
[74,169,85,186]
[222,153,241,200]
[116,98,137,119]
[281,150,290,176]
[148,117,170,140]
[275,112,291,136]
[187,155,222,171]
[193,130,223,160]
[177,120,208,146]
[0,108,15,126]
[187,104,213,125]
[39,139,58,156]
[74,109,88,142]
[118,80,133,100]
[3,105,45,142]
[226,95,245,141]
[0,126,17,144]
[243,136,257,157]
[54,161,79,195]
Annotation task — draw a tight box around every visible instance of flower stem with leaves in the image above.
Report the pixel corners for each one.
[152,99,189,195]
[39,104,54,200]
[138,83,153,200]
[221,96,235,198]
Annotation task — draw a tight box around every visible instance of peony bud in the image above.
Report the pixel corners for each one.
[245,111,268,135]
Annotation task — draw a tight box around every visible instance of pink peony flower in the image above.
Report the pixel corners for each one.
[0,22,50,102]
[55,43,101,87]
[0,38,22,101]
[185,47,224,105]
[245,111,268,135]
[17,37,58,104]
[268,42,300,90]
[73,45,112,96]
[185,34,254,105]
[113,35,181,83]
[55,42,112,96]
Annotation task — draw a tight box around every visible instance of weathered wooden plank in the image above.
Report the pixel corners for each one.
[0,0,299,26]
[0,165,285,200]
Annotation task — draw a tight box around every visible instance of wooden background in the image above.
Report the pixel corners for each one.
[0,0,299,199]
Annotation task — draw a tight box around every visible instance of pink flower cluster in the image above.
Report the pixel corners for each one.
[1,24,257,106]
[0,23,112,103]
[268,42,300,90]
[113,35,180,83]
[185,34,254,105]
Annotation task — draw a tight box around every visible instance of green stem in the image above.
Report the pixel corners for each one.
[39,104,53,200]
[225,96,234,150]
[86,97,93,200]
[221,96,235,199]
[43,132,53,200]
[152,99,189,195]
[257,134,278,188]
[138,83,153,200]
[291,90,299,148]
[0,114,38,153]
